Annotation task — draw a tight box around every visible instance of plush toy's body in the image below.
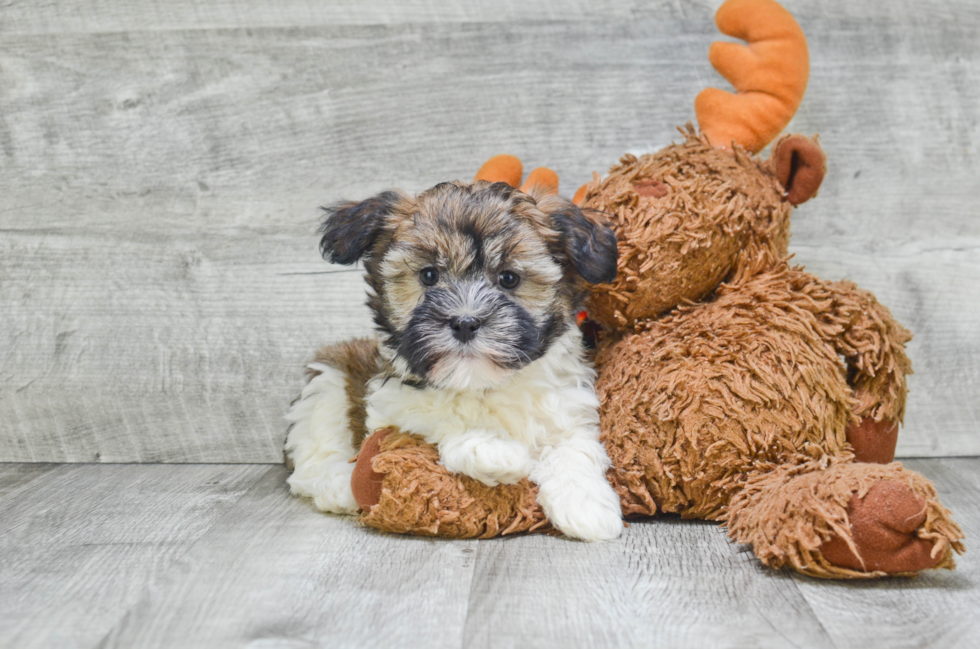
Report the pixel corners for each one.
[315,0,965,578]
[588,135,962,576]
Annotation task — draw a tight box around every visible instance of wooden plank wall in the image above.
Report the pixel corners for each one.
[1,0,978,462]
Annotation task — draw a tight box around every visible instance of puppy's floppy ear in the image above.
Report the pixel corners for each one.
[319,191,401,265]
[549,201,618,284]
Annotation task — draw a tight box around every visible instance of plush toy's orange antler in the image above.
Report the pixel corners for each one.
[520,167,559,195]
[474,154,524,187]
[474,155,559,196]
[695,0,809,154]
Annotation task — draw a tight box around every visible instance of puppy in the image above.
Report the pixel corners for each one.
[284,180,623,541]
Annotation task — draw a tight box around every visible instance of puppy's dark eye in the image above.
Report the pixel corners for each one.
[498,270,520,289]
[419,267,439,286]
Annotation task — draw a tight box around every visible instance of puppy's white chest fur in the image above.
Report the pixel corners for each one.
[365,328,598,460]
[363,326,623,542]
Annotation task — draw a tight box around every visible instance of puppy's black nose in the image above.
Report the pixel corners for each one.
[449,316,481,343]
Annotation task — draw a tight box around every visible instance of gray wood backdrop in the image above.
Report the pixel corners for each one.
[2,0,978,463]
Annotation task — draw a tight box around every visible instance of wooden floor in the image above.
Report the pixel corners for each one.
[1,458,977,649]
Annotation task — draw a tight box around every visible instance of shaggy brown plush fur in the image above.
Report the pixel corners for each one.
[359,429,550,538]
[584,127,792,330]
[596,264,914,521]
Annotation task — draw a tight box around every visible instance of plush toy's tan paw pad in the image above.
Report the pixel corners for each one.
[845,417,899,464]
[351,428,395,512]
[821,480,941,573]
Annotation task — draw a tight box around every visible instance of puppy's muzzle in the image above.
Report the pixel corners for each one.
[449,316,481,343]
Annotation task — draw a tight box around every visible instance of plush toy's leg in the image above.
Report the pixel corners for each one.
[725,458,964,578]
[353,429,549,538]
[820,280,914,463]
[845,417,899,465]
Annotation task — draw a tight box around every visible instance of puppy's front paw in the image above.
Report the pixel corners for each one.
[439,432,532,487]
[537,478,623,542]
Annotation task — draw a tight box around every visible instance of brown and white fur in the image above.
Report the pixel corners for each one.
[284,180,623,541]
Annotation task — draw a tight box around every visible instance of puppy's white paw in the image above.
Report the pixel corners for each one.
[547,492,623,542]
[439,431,532,487]
[536,476,623,542]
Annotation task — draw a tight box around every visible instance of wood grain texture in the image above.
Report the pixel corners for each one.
[1,0,976,34]
[791,458,980,649]
[460,517,834,648]
[0,0,671,34]
[3,459,978,648]
[461,535,651,648]
[1,0,978,461]
[96,466,834,649]
[0,463,267,649]
[101,465,478,649]
[620,517,835,648]
[0,463,59,498]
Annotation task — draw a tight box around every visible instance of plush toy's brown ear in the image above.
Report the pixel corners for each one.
[772,135,827,206]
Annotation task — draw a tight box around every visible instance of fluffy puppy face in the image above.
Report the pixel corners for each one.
[319,181,617,391]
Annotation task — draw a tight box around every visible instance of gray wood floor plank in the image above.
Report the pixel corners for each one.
[0,463,60,499]
[791,458,980,649]
[463,517,833,649]
[1,0,978,461]
[937,457,980,491]
[461,533,649,648]
[100,466,477,649]
[0,463,268,649]
[2,460,977,648]
[100,469,832,649]
[622,517,835,648]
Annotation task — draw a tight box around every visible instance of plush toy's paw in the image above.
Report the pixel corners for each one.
[438,431,533,487]
[540,481,624,542]
[846,417,899,464]
[821,480,942,573]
